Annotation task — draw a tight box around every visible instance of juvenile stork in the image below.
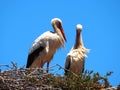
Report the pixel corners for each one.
[26,18,66,73]
[65,24,89,75]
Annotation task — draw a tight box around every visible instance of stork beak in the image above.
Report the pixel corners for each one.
[60,26,67,42]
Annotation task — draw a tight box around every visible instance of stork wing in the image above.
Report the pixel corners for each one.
[26,41,45,68]
[64,55,71,75]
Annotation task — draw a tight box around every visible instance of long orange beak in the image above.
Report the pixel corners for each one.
[60,25,67,42]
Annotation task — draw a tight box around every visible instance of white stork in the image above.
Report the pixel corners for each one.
[26,18,66,73]
[65,24,89,75]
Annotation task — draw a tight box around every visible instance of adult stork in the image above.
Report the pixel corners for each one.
[65,24,89,75]
[26,18,67,73]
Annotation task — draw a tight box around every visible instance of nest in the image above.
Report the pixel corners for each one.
[0,62,118,90]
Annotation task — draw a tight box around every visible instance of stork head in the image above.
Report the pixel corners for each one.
[76,24,82,33]
[51,18,67,42]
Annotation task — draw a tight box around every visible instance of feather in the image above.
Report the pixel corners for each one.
[65,55,71,74]
[26,42,44,68]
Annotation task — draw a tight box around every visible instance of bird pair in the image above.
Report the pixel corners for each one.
[26,18,89,75]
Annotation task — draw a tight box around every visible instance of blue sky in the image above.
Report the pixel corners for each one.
[0,0,120,86]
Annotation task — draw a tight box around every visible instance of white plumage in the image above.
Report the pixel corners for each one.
[26,18,66,73]
[65,24,89,75]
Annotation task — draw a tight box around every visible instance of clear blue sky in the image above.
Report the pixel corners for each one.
[0,0,120,86]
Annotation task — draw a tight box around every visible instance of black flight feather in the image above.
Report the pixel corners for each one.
[65,56,71,75]
[26,46,44,68]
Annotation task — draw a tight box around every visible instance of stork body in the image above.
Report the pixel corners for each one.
[65,24,89,75]
[26,18,66,73]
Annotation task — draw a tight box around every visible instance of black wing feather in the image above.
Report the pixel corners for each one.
[26,46,44,68]
[64,56,71,75]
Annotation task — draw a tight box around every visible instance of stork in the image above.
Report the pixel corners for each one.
[26,18,67,73]
[65,24,89,75]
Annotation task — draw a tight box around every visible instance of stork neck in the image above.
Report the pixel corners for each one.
[52,24,59,33]
[74,31,83,49]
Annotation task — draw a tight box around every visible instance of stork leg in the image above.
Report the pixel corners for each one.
[46,62,49,73]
